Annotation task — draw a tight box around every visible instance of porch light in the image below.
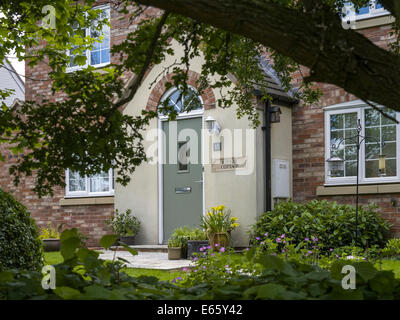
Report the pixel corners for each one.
[205,116,221,134]
[379,153,386,176]
[326,156,344,177]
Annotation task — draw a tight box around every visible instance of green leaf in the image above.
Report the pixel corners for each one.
[256,283,286,299]
[60,237,81,261]
[118,241,138,256]
[257,255,285,272]
[100,234,119,250]
[353,262,377,282]
[54,286,81,299]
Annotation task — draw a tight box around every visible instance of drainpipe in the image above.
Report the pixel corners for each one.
[264,100,272,212]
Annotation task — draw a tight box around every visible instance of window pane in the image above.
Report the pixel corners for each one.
[345,113,357,128]
[382,126,396,142]
[383,142,396,158]
[356,6,369,15]
[365,109,380,127]
[345,145,357,161]
[69,171,86,192]
[345,161,357,176]
[178,141,189,172]
[89,171,110,192]
[330,114,344,131]
[89,7,110,66]
[366,160,379,178]
[365,143,380,160]
[387,159,397,176]
[365,127,379,143]
[331,130,343,147]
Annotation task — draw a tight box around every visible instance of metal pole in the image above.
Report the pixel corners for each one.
[355,119,361,247]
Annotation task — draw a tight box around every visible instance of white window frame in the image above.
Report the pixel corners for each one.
[343,1,390,22]
[324,100,400,186]
[66,4,110,73]
[65,168,114,197]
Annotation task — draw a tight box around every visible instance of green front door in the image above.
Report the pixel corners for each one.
[162,117,203,243]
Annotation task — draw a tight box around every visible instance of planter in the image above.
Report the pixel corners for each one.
[187,240,209,259]
[119,236,136,246]
[168,247,182,260]
[42,239,61,252]
[208,232,230,251]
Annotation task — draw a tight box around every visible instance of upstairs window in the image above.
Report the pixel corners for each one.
[67,4,110,71]
[343,1,389,22]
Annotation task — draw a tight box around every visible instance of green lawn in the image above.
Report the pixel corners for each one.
[43,251,181,282]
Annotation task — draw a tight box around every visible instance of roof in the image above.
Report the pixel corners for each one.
[256,58,298,105]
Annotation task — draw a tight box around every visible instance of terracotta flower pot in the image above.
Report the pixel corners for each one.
[168,247,182,260]
[208,232,229,251]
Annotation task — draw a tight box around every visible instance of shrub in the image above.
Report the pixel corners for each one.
[39,222,60,239]
[381,238,400,258]
[0,189,43,271]
[105,209,141,237]
[1,229,400,300]
[249,200,391,250]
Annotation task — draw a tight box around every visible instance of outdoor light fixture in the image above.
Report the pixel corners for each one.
[326,156,345,177]
[205,116,221,134]
[270,106,282,123]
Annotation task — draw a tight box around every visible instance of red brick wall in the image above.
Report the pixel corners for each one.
[292,23,400,237]
[7,3,164,247]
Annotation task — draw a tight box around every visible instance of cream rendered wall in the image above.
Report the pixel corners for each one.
[116,40,287,247]
[270,105,293,205]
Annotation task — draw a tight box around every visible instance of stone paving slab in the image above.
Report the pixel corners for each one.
[98,250,194,270]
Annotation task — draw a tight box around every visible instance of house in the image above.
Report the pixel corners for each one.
[2,1,399,246]
[0,58,25,107]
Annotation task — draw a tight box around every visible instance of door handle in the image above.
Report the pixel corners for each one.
[194,180,203,183]
[175,187,192,194]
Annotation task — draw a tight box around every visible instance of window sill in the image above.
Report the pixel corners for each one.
[66,62,110,74]
[352,14,394,29]
[316,183,400,196]
[59,196,114,206]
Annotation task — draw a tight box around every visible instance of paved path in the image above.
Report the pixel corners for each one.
[98,250,194,270]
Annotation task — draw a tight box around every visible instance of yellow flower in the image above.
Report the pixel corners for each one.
[216,205,225,211]
[230,217,238,221]
[207,211,214,217]
[231,223,240,228]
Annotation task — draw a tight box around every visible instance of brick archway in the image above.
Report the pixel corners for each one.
[146,70,216,111]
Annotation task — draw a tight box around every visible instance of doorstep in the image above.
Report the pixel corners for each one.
[98,250,193,270]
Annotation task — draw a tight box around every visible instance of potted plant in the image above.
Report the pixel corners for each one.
[187,228,209,259]
[105,209,141,246]
[200,205,239,251]
[39,222,61,252]
[167,238,182,260]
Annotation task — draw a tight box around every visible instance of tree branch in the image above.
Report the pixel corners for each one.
[132,0,400,112]
[114,11,170,109]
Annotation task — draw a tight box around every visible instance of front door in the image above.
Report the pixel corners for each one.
[162,117,203,243]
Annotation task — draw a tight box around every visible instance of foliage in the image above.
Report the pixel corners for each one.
[381,238,400,258]
[0,189,43,272]
[170,226,208,255]
[249,200,391,250]
[39,222,60,240]
[167,238,182,248]
[200,205,239,236]
[105,209,141,238]
[1,228,400,300]
[0,0,324,196]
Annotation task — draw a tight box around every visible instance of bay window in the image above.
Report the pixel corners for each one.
[66,169,114,197]
[325,101,399,185]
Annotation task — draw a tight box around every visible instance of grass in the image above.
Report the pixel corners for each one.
[43,251,181,282]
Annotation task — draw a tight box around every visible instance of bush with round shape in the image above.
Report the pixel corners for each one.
[0,189,43,271]
[249,200,391,250]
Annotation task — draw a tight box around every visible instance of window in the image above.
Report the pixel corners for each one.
[66,169,114,197]
[343,1,389,21]
[161,87,203,115]
[67,4,110,71]
[325,101,399,185]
